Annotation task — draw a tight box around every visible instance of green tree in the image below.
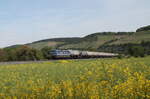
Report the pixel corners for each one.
[41,47,52,59]
[128,46,145,57]
[5,49,17,61]
[15,46,43,61]
[31,48,44,60]
[0,49,8,62]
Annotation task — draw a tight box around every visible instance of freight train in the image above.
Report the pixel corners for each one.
[50,50,118,59]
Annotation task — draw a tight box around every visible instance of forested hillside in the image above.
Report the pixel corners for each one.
[5,25,150,51]
[23,26,150,51]
[1,25,150,62]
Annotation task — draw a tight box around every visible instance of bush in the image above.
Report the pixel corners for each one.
[117,54,124,59]
[128,46,145,57]
[41,47,52,59]
[15,46,44,61]
[0,49,8,62]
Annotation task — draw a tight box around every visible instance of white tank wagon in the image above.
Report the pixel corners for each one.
[96,52,118,57]
[50,50,118,59]
[81,51,118,58]
[80,51,88,56]
[69,50,81,58]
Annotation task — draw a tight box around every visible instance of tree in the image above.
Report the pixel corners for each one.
[0,49,8,62]
[4,49,17,61]
[128,46,145,57]
[31,48,44,60]
[15,46,43,61]
[41,47,52,59]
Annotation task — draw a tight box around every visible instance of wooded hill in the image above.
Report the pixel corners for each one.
[7,25,150,53]
[24,25,150,51]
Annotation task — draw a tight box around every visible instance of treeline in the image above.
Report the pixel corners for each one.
[98,41,150,57]
[0,41,150,62]
[136,25,150,32]
[0,46,52,62]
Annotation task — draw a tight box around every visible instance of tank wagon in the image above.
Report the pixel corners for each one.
[50,50,118,59]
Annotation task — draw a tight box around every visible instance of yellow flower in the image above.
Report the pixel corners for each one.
[87,71,92,75]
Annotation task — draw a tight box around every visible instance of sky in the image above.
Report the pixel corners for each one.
[0,0,150,48]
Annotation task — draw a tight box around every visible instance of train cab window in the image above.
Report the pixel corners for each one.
[65,51,70,54]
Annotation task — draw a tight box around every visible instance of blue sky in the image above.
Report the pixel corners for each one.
[0,0,150,48]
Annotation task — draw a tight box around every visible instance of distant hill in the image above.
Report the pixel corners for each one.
[136,25,150,32]
[27,37,81,49]
[7,25,150,51]
[5,45,23,49]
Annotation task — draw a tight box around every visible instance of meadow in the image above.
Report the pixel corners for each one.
[0,57,150,99]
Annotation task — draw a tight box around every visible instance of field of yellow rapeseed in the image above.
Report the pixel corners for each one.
[0,57,150,99]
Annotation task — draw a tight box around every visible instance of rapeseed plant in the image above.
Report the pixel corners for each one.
[0,57,149,98]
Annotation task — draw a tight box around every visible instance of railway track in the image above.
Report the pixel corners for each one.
[0,60,50,65]
[0,59,83,65]
[0,58,115,65]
